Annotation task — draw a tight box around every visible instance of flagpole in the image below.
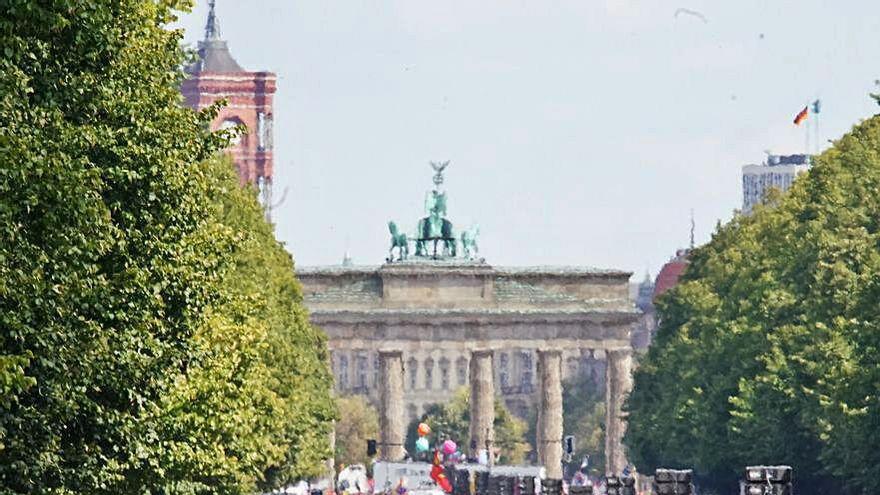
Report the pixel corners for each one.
[812,99,821,155]
[805,115,810,155]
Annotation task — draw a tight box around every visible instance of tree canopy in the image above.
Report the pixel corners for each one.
[334,396,379,469]
[0,1,333,493]
[625,112,880,495]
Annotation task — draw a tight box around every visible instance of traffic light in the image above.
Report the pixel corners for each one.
[564,436,575,454]
[743,466,793,495]
[366,439,377,456]
[653,469,694,495]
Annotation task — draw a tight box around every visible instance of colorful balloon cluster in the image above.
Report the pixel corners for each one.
[414,422,462,463]
[415,423,431,452]
[442,439,457,455]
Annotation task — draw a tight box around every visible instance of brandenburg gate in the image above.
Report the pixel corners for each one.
[298,162,638,477]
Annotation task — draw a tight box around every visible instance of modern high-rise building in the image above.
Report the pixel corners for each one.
[181,0,277,208]
[742,154,811,213]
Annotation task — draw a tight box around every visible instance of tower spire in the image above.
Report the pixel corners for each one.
[205,0,220,41]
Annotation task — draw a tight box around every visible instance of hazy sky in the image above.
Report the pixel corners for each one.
[175,1,880,278]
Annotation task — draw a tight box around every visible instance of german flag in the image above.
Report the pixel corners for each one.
[793,106,809,125]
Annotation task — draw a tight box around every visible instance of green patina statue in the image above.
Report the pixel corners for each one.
[414,161,456,258]
[388,221,409,261]
[460,224,480,260]
[387,161,480,262]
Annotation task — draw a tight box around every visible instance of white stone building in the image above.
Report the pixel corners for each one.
[742,154,811,213]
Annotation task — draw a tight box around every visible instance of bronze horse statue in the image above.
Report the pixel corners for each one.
[388,221,409,261]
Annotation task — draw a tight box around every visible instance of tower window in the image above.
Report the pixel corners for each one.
[218,118,245,146]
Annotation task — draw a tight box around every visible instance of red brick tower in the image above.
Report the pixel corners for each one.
[181,0,276,207]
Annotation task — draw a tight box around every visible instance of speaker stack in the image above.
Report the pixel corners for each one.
[569,484,593,495]
[653,469,694,495]
[541,478,563,495]
[743,465,793,495]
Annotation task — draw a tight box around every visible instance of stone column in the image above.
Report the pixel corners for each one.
[604,349,633,475]
[469,350,495,466]
[379,350,405,461]
[536,350,563,479]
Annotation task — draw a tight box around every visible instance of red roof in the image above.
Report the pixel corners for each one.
[653,259,688,300]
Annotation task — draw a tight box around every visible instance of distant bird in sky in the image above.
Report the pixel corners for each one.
[674,8,708,24]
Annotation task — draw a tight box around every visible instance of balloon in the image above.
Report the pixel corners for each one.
[415,436,430,452]
[418,423,431,436]
[442,439,457,455]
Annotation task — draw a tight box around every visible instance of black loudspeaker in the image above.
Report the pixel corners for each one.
[519,476,535,495]
[451,469,470,495]
[487,475,501,495]
[476,471,490,495]
[653,468,694,495]
[654,469,693,484]
[569,486,593,495]
[652,483,692,495]
[541,478,563,495]
[488,475,515,495]
[744,484,793,495]
[653,482,693,495]
[744,466,793,484]
[366,439,377,456]
[744,465,794,495]
[503,476,518,495]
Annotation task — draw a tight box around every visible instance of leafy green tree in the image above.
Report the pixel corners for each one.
[334,396,379,468]
[562,375,605,476]
[202,157,336,488]
[625,111,880,495]
[405,388,530,464]
[0,1,333,493]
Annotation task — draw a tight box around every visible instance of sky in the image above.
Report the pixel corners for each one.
[175,0,880,278]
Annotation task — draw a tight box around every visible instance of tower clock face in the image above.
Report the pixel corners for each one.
[219,119,243,145]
